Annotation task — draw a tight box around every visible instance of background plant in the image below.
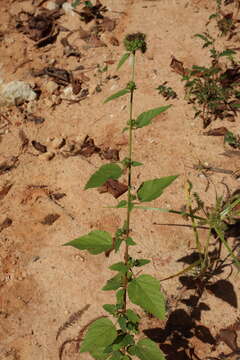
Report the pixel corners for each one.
[182,28,240,127]
[64,33,178,360]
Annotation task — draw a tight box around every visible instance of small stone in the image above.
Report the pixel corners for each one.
[62,2,75,16]
[43,80,58,94]
[38,151,55,161]
[0,80,36,106]
[46,1,58,10]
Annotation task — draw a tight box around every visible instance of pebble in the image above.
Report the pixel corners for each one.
[43,80,58,95]
[46,1,58,10]
[62,2,75,16]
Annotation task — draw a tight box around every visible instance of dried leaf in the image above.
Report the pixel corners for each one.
[86,34,106,48]
[41,213,60,225]
[100,148,119,161]
[0,157,18,175]
[98,179,127,198]
[219,328,238,352]
[71,78,82,95]
[170,56,187,76]
[79,1,106,23]
[27,114,45,124]
[109,36,119,46]
[50,192,66,201]
[79,136,100,157]
[0,217,12,232]
[0,183,13,201]
[32,140,47,153]
[203,127,229,136]
[56,304,90,340]
[18,129,29,151]
[100,17,116,32]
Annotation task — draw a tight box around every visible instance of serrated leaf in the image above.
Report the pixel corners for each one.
[134,105,172,129]
[63,230,112,255]
[126,309,140,323]
[104,89,130,104]
[133,338,165,360]
[102,273,123,291]
[80,317,117,353]
[85,164,122,189]
[103,304,117,315]
[109,262,128,273]
[117,52,131,70]
[137,175,178,202]
[128,274,165,319]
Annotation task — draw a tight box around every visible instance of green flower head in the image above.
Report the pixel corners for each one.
[124,33,147,53]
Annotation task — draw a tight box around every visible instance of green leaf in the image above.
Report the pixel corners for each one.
[71,0,81,8]
[104,89,130,104]
[219,49,236,57]
[117,52,131,70]
[90,348,109,360]
[134,105,172,129]
[126,237,137,246]
[132,161,143,167]
[63,230,112,255]
[109,262,128,273]
[84,1,93,7]
[116,289,124,307]
[80,317,117,353]
[126,309,140,323]
[134,259,151,267]
[118,316,127,331]
[137,175,178,202]
[102,273,123,291]
[132,338,165,360]
[117,200,128,208]
[85,164,122,189]
[103,304,117,315]
[128,274,165,319]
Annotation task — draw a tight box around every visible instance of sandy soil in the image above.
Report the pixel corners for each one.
[0,0,239,359]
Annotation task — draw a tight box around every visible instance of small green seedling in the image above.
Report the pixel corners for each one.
[64,33,178,360]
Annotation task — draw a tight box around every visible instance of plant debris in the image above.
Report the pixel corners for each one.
[78,0,107,23]
[16,8,63,47]
[170,56,187,76]
[32,66,72,86]
[203,127,229,136]
[0,183,13,201]
[32,140,47,153]
[98,179,128,198]
[41,213,60,225]
[61,37,81,58]
[0,157,19,175]
[77,135,100,157]
[0,217,12,232]
[99,147,120,161]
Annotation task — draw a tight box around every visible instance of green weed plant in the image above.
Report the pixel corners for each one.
[64,33,178,360]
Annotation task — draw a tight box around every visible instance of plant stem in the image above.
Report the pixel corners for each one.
[123,51,136,313]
